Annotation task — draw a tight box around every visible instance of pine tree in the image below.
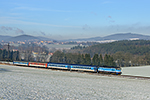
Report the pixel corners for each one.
[10,51,13,61]
[99,54,103,66]
[85,53,91,65]
[0,49,2,60]
[81,54,85,65]
[92,54,99,66]
[104,54,108,66]
[77,53,82,64]
[2,49,7,60]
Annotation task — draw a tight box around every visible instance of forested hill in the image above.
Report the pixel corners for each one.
[70,40,150,56]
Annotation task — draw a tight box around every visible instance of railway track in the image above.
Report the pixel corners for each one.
[70,70,150,80]
[120,75,150,79]
[59,69,150,80]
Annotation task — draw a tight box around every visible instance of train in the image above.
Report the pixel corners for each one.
[13,61,122,75]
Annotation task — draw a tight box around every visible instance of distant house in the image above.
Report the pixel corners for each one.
[13,49,18,52]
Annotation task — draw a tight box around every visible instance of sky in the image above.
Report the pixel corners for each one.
[0,0,150,40]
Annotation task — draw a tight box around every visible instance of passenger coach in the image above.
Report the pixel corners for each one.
[28,62,48,68]
[47,63,97,72]
[13,61,28,66]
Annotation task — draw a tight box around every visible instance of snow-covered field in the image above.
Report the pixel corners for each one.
[0,65,150,100]
[122,66,150,77]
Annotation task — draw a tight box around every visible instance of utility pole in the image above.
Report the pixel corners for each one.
[8,43,9,62]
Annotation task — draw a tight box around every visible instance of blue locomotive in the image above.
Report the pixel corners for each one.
[13,61,122,75]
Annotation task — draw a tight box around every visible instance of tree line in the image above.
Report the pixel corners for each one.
[112,51,150,67]
[68,40,150,67]
[0,49,20,61]
[50,50,116,67]
[2,40,150,67]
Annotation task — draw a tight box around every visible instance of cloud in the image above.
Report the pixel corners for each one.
[13,6,72,12]
[91,12,97,16]
[58,35,63,38]
[82,24,91,30]
[40,31,46,35]
[0,17,80,28]
[13,7,43,11]
[107,16,115,23]
[104,24,150,35]
[15,28,24,34]
[108,16,112,18]
[1,26,13,31]
[0,26,25,35]
[109,20,115,23]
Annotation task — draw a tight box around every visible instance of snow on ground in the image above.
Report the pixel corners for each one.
[0,65,150,100]
[122,66,150,77]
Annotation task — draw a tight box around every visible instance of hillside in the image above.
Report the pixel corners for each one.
[102,33,150,40]
[69,40,150,56]
[1,33,150,42]
[68,40,150,66]
[4,35,53,42]
[6,35,39,42]
[0,35,12,41]
[63,33,150,42]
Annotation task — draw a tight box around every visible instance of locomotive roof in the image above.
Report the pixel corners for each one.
[98,66,120,68]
